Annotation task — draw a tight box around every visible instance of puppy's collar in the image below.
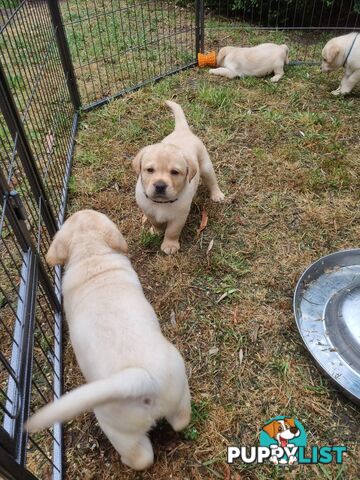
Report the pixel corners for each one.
[143,192,178,204]
[343,33,359,67]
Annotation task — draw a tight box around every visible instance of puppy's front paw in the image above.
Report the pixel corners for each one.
[288,455,297,465]
[331,87,342,96]
[270,74,282,83]
[211,188,225,202]
[161,239,180,255]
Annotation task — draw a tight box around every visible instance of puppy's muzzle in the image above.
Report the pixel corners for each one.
[154,181,167,195]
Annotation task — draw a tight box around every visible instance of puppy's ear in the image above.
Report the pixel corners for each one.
[286,418,296,428]
[185,155,198,183]
[262,421,277,439]
[132,149,144,175]
[327,45,340,63]
[105,224,128,253]
[46,229,70,266]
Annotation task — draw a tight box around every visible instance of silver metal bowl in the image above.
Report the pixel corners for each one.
[294,249,360,404]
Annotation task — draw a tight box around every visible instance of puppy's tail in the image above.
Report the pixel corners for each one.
[25,368,154,433]
[283,45,290,64]
[165,100,189,130]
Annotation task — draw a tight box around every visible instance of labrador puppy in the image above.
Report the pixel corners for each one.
[209,43,289,82]
[321,32,360,95]
[26,210,191,471]
[133,100,224,255]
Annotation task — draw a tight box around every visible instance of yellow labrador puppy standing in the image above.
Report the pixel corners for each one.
[26,210,191,471]
[209,43,289,82]
[321,32,360,95]
[133,100,224,255]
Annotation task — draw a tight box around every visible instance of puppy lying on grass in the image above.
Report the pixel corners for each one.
[321,32,360,95]
[26,210,191,471]
[133,100,224,255]
[209,43,289,82]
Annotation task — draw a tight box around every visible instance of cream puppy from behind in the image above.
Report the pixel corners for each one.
[133,100,224,255]
[209,43,289,82]
[321,32,360,95]
[26,210,191,471]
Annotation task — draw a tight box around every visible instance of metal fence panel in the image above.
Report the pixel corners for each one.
[0,1,78,478]
[202,0,360,63]
[61,0,198,110]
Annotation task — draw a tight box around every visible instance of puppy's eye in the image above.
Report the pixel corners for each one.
[170,169,179,175]
[147,167,154,173]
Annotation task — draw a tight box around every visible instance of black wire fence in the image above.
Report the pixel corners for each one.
[203,0,360,63]
[60,0,198,110]
[0,1,359,479]
[0,1,77,478]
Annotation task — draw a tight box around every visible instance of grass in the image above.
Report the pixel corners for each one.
[63,62,360,480]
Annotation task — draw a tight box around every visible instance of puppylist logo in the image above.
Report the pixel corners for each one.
[227,416,347,466]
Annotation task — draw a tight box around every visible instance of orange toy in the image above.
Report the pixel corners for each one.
[198,51,217,68]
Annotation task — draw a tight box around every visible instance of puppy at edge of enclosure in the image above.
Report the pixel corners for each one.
[321,32,360,95]
[25,210,191,471]
[133,100,224,255]
[209,43,289,82]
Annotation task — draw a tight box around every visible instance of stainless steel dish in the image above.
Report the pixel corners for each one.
[294,249,360,404]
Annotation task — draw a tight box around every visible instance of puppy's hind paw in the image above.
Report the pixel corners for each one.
[121,437,154,471]
[167,408,191,432]
[211,189,225,202]
[161,240,180,255]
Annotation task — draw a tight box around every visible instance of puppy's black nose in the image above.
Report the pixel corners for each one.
[290,427,298,434]
[154,182,167,194]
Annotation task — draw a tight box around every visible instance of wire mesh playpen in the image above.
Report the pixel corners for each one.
[0,1,359,478]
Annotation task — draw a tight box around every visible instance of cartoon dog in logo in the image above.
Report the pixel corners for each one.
[262,417,300,465]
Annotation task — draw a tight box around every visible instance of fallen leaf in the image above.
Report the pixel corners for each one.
[196,209,208,237]
[45,131,55,154]
[239,348,244,365]
[209,347,219,355]
[224,464,231,480]
[233,306,238,323]
[216,292,228,303]
[250,324,260,343]
[206,238,214,255]
[170,310,176,327]
[141,214,147,225]
[9,176,18,188]
[217,288,237,304]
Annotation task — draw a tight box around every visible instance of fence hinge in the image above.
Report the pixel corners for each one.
[8,190,27,222]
